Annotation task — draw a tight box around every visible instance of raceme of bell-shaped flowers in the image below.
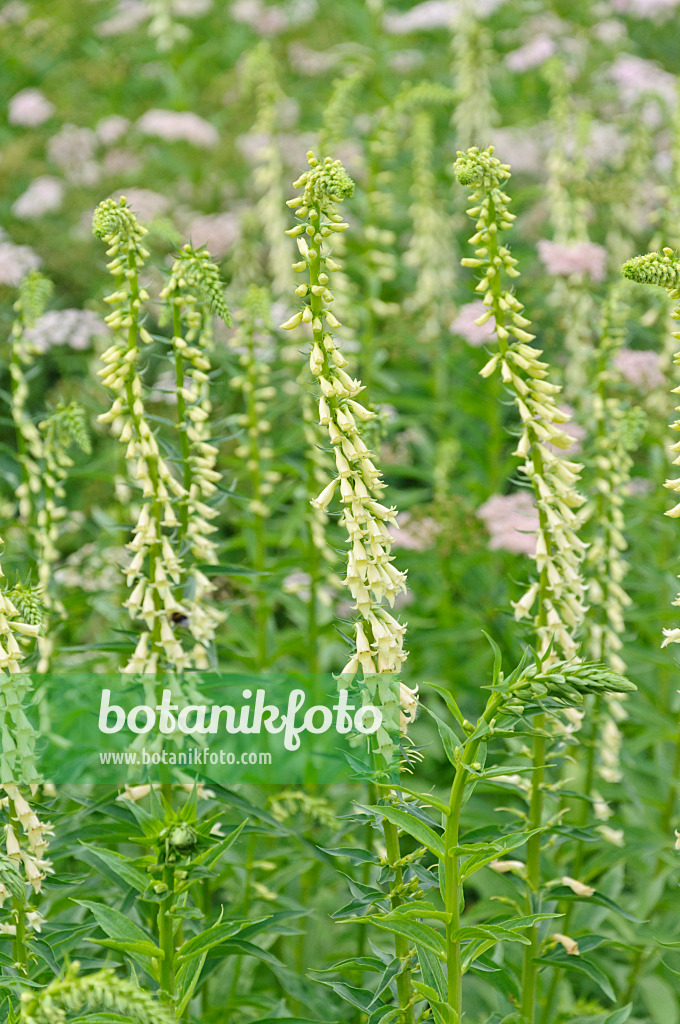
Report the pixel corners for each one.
[93,197,189,674]
[0,600,51,896]
[280,152,409,695]
[622,247,680,648]
[160,244,230,664]
[584,285,640,674]
[455,146,587,660]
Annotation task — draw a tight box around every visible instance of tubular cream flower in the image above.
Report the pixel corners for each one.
[456,147,586,658]
[560,875,594,897]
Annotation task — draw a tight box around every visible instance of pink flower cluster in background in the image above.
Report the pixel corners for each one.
[537,239,608,281]
[477,492,538,556]
[450,301,496,346]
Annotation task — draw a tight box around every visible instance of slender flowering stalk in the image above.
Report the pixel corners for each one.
[319,68,364,156]
[10,272,53,527]
[299,384,339,673]
[455,146,587,1023]
[228,285,280,666]
[542,63,598,401]
[242,42,293,298]
[35,402,90,672]
[281,154,408,684]
[622,248,680,649]
[584,284,641,674]
[541,285,644,1020]
[282,152,416,1024]
[451,0,498,150]
[455,147,587,659]
[318,69,365,341]
[94,197,187,674]
[161,244,229,668]
[0,536,49,970]
[404,110,456,346]
[358,83,454,387]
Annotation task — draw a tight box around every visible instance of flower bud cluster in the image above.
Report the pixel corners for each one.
[455,147,587,659]
[282,152,409,690]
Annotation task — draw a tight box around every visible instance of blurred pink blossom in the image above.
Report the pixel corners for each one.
[12,177,64,219]
[102,148,142,176]
[389,50,425,72]
[593,19,627,44]
[185,211,240,257]
[0,2,28,25]
[505,34,556,72]
[232,0,286,34]
[47,125,99,185]
[232,0,315,35]
[450,301,495,347]
[477,492,538,556]
[96,115,130,145]
[608,54,677,107]
[383,0,455,32]
[97,0,148,35]
[8,88,54,127]
[24,309,109,352]
[287,42,340,76]
[614,348,665,390]
[537,239,607,281]
[173,0,212,14]
[383,0,504,33]
[613,0,680,17]
[137,109,219,148]
[111,188,170,222]
[389,513,442,552]
[0,238,41,286]
[492,126,546,174]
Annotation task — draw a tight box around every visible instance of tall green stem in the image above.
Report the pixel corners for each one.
[158,861,176,1001]
[379,799,416,1024]
[444,693,502,1017]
